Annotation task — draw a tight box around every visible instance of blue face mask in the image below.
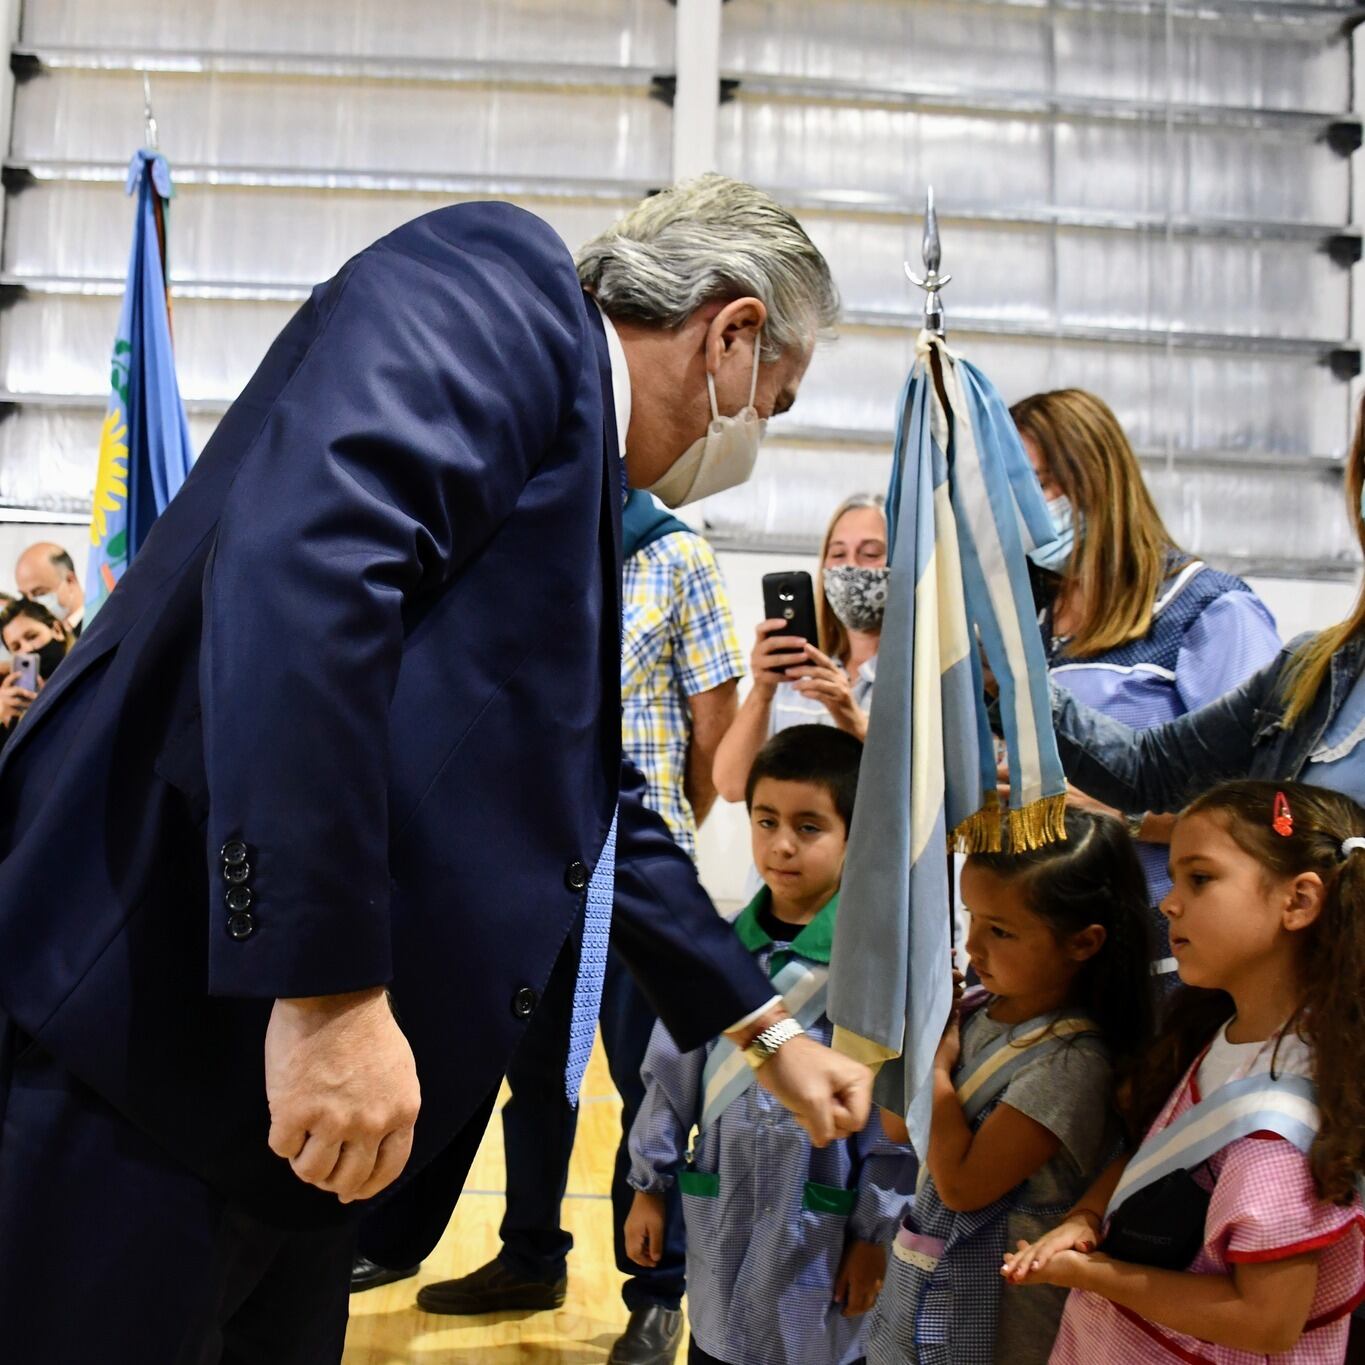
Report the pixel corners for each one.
[1027,495,1075,574]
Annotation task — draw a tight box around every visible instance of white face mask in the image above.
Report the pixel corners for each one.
[647,334,768,509]
[33,592,65,621]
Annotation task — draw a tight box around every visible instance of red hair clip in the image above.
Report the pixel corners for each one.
[1272,791,1294,838]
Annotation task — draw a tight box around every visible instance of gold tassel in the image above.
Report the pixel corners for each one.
[949,791,1003,854]
[1005,793,1068,851]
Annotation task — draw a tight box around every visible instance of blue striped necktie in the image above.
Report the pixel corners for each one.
[565,807,617,1101]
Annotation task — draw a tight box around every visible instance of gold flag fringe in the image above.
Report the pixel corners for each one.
[949,789,1003,853]
[949,791,1068,855]
[1007,791,1068,851]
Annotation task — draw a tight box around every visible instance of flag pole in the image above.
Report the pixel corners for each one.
[906,189,959,949]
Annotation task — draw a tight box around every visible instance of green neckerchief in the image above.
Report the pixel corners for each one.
[732,886,839,974]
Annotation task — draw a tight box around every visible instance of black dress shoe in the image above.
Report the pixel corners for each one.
[350,1254,420,1294]
[607,1305,684,1364]
[416,1257,567,1315]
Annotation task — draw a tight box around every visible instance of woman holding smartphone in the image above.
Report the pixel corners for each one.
[713,493,886,802]
[0,597,72,745]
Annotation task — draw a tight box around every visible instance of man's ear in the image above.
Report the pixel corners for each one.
[1283,872,1325,934]
[704,296,768,374]
[1067,924,1108,964]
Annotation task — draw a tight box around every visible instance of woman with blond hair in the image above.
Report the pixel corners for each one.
[713,492,886,802]
[1011,389,1280,969]
[1049,392,1365,812]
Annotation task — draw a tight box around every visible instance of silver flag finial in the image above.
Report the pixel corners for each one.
[142,72,159,151]
[904,185,951,337]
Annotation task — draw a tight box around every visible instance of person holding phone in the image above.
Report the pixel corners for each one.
[0,598,71,745]
[713,493,886,802]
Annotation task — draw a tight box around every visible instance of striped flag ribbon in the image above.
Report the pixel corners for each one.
[829,332,1067,1155]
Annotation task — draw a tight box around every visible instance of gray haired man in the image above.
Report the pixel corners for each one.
[0,171,865,1365]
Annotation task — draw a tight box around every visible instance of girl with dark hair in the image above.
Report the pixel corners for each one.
[1005,781,1365,1364]
[867,809,1154,1364]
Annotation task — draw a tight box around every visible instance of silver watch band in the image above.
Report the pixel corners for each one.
[744,1016,805,1069]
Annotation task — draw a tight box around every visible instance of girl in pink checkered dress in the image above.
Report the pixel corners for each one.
[1003,780,1365,1363]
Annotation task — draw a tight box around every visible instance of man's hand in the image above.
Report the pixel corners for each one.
[625,1190,667,1268]
[834,1238,887,1317]
[264,986,420,1204]
[754,1034,872,1147]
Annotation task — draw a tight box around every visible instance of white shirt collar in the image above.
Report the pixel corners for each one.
[594,303,631,463]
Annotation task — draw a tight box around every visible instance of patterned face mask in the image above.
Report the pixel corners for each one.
[821,565,889,632]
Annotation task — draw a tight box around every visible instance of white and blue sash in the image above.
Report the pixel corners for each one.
[955,1010,1098,1124]
[699,959,828,1132]
[1107,1071,1319,1218]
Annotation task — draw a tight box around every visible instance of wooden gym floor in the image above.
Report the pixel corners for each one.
[342,1036,690,1363]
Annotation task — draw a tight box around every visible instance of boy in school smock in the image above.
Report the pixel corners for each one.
[625,726,916,1365]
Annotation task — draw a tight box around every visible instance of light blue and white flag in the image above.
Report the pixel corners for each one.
[829,332,1067,1156]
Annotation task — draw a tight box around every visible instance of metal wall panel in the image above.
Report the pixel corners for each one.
[720,101,1348,225]
[776,327,1346,460]
[701,441,1357,574]
[799,214,1348,341]
[721,0,1348,113]
[21,0,674,67]
[705,0,1360,576]
[1,0,1359,581]
[3,181,641,288]
[12,69,672,183]
[0,406,221,510]
[1,0,674,513]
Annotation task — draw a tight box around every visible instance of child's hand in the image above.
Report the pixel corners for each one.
[933,1012,962,1075]
[1000,1212,1101,1284]
[624,1190,667,1268]
[833,1238,886,1318]
[1004,1248,1099,1290]
[878,1105,910,1146]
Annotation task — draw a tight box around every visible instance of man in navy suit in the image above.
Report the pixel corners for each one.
[0,175,869,1363]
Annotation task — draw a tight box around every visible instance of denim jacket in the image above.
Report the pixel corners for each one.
[1051,632,1365,812]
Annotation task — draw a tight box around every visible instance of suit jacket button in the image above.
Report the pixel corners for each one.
[511,987,538,1020]
[221,840,249,867]
[224,861,251,885]
[227,911,255,941]
[225,885,253,913]
[565,860,590,892]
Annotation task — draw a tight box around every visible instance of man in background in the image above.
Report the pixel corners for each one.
[401,492,743,1365]
[15,542,85,638]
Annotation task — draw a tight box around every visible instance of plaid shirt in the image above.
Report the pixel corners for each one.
[622,530,744,859]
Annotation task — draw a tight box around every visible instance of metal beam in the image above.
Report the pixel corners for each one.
[671,0,722,179]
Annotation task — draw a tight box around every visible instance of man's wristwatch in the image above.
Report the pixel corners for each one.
[1124,810,1146,842]
[742,1017,806,1070]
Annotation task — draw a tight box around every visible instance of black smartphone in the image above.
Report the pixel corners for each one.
[761,571,820,656]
